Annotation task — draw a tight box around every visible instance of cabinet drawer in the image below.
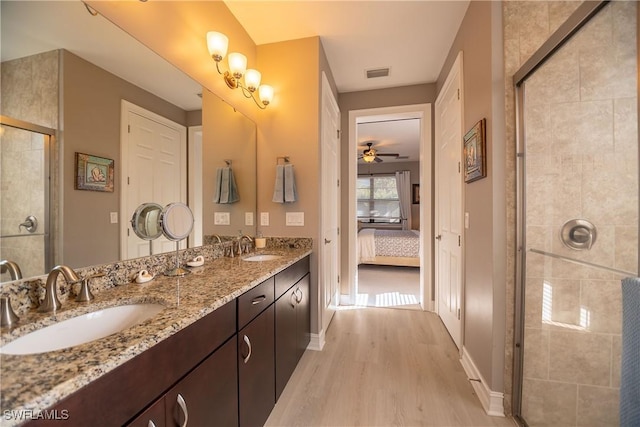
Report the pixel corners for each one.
[238,277,274,329]
[275,256,310,298]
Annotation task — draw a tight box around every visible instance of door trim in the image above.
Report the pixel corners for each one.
[346,104,432,309]
[119,100,187,260]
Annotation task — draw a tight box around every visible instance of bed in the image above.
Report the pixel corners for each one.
[357,228,420,267]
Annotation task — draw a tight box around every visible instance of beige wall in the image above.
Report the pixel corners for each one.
[436,0,508,395]
[256,36,338,335]
[62,50,188,268]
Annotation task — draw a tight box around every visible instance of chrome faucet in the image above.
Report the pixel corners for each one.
[39,265,81,312]
[240,235,254,254]
[211,234,222,244]
[0,260,22,281]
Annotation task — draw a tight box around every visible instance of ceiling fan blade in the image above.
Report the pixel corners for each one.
[374,157,383,163]
[376,153,400,157]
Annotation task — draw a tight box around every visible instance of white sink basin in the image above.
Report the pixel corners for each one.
[0,303,164,355]
[243,254,282,262]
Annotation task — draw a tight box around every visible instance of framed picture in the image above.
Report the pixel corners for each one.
[412,184,420,204]
[463,118,487,183]
[75,152,114,192]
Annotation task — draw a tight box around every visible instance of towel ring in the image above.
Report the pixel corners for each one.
[276,156,290,165]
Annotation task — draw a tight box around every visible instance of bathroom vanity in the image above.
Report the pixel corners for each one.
[0,249,310,427]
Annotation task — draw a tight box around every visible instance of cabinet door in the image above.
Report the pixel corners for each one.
[296,273,311,362]
[238,305,275,427]
[127,397,165,427]
[275,288,298,400]
[166,337,238,427]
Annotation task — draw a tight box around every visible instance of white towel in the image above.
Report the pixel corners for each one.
[272,165,284,203]
[284,164,297,203]
[357,229,376,263]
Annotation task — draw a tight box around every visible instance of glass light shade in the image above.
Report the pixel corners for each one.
[258,85,274,106]
[363,153,375,163]
[228,52,247,79]
[206,31,228,61]
[244,69,261,92]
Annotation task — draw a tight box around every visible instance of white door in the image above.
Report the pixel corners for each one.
[320,72,340,340]
[435,52,463,349]
[122,102,187,259]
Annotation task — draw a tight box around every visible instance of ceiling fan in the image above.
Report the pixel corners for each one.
[358,142,400,163]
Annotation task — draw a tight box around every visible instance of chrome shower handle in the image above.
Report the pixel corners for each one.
[18,215,38,233]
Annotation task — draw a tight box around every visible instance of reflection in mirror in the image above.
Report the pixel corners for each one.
[130,203,163,256]
[0,2,257,284]
[160,203,194,277]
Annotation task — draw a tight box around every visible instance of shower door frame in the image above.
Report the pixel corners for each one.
[0,115,54,274]
[511,0,616,421]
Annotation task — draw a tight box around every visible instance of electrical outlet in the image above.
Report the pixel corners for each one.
[286,212,304,226]
[245,212,254,226]
[214,212,230,225]
[260,212,269,226]
[110,212,118,224]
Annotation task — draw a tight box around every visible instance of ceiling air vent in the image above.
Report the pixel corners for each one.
[366,67,390,79]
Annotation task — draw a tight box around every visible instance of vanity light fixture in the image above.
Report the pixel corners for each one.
[207,31,273,109]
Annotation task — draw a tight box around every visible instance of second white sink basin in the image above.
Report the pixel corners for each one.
[0,303,165,355]
[243,254,282,262]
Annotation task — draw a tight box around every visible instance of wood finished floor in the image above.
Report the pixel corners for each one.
[357,265,421,310]
[266,308,515,427]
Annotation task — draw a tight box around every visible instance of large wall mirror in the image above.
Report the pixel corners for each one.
[0,1,257,283]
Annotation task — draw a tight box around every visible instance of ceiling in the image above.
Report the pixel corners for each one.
[2,1,470,161]
[225,1,469,93]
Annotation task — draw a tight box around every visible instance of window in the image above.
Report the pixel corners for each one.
[357,175,400,223]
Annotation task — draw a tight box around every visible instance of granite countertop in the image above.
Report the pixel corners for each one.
[0,248,311,426]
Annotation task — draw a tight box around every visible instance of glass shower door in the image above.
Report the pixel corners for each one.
[517,1,638,425]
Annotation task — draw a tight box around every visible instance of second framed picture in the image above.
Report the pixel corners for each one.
[463,118,487,183]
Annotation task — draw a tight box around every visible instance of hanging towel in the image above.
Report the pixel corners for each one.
[213,167,240,204]
[272,165,285,203]
[621,276,640,426]
[284,164,297,202]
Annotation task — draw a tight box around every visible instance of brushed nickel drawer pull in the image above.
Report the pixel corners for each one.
[251,295,266,305]
[148,421,157,427]
[243,334,252,364]
[176,393,189,427]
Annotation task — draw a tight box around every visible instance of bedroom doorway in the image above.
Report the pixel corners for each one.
[346,104,432,310]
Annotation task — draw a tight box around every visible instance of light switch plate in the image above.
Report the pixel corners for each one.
[286,212,304,226]
[214,212,230,225]
[245,212,254,226]
[260,212,270,226]
[110,212,118,224]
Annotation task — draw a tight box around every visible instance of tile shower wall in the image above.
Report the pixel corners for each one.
[521,2,638,425]
[0,50,59,279]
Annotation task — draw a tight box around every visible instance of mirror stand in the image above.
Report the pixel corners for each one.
[165,241,191,277]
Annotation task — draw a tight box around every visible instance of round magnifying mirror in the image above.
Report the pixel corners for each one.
[159,203,194,277]
[160,202,194,241]
[131,203,164,241]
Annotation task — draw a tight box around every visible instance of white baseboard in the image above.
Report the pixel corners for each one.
[460,347,505,417]
[308,329,325,351]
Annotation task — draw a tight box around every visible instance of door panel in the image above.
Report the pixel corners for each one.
[435,53,463,349]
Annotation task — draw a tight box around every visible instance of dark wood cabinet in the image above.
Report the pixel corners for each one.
[166,337,238,427]
[275,267,311,400]
[238,305,275,427]
[128,397,165,427]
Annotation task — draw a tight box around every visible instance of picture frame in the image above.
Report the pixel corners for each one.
[75,152,114,192]
[412,183,420,204]
[463,118,487,183]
